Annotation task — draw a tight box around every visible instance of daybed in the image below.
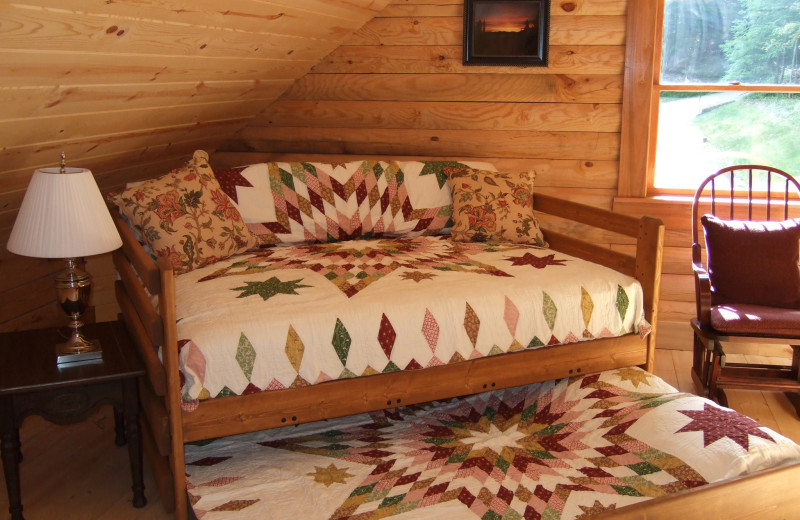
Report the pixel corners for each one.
[109,152,799,519]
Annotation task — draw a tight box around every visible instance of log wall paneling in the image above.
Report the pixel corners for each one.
[0,0,392,331]
[231,0,628,183]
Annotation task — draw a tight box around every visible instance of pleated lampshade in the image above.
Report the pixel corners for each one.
[7,167,122,258]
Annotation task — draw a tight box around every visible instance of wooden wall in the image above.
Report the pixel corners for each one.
[222,0,627,213]
[0,0,391,330]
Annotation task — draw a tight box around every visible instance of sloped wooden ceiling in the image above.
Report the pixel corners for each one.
[0,0,391,330]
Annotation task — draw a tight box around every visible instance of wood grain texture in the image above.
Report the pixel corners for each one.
[252,100,621,132]
[345,16,625,46]
[0,50,311,88]
[1,120,246,198]
[0,81,292,119]
[1,100,268,151]
[183,335,649,442]
[279,73,622,103]
[618,0,658,198]
[0,6,337,61]
[14,0,386,38]
[311,44,625,74]
[379,0,627,16]
[0,0,392,330]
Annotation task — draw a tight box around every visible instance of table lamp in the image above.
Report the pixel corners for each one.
[6,156,122,364]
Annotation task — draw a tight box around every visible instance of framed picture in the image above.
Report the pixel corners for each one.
[463,0,550,66]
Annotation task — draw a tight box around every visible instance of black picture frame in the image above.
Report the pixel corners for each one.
[463,0,550,66]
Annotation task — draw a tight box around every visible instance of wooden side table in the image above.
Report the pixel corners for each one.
[0,320,146,520]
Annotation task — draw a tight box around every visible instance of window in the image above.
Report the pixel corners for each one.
[622,0,800,196]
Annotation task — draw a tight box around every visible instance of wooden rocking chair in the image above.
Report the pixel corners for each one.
[690,165,800,416]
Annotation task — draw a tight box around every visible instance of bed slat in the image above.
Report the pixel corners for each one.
[139,378,171,456]
[110,207,160,295]
[182,334,647,442]
[115,281,166,396]
[113,251,164,346]
[141,413,175,514]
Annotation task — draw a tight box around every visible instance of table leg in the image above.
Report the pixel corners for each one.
[1,396,24,520]
[122,378,146,508]
[114,406,126,446]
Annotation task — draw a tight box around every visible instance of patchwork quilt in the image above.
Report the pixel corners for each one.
[184,367,800,519]
[173,237,648,405]
[174,236,648,405]
[214,159,499,246]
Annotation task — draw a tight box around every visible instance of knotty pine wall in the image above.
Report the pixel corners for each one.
[0,0,391,331]
[1,0,704,353]
[212,0,707,351]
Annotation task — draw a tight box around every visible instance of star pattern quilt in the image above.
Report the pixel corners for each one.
[174,236,648,405]
[184,367,800,519]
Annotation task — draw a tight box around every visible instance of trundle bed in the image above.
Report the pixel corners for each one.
[109,152,800,519]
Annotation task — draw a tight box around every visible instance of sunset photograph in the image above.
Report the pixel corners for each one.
[465,0,548,64]
[476,1,540,32]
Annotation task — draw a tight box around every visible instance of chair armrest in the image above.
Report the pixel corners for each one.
[693,262,712,327]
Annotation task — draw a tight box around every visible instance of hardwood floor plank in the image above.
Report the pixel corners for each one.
[654,348,679,389]
[0,406,170,520]
[724,389,781,432]
[760,392,800,444]
[670,349,696,393]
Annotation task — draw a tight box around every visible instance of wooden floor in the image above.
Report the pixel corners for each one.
[1,349,799,519]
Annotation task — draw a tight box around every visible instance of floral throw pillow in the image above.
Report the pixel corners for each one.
[110,150,258,274]
[446,168,547,246]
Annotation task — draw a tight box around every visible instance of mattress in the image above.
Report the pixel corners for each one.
[173,236,648,404]
[184,367,800,519]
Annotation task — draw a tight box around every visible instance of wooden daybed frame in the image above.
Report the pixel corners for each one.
[111,180,800,519]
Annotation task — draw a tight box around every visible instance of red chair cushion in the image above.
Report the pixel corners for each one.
[710,303,800,336]
[702,214,800,308]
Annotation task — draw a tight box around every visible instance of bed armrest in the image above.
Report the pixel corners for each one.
[693,261,713,329]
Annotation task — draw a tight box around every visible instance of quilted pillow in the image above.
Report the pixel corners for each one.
[447,168,547,246]
[702,214,800,308]
[216,161,390,246]
[110,150,258,274]
[213,159,498,246]
[392,160,497,236]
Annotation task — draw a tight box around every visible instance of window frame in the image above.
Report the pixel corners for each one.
[619,0,800,199]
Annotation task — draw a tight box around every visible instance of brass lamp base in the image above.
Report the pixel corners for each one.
[56,328,103,365]
[54,258,103,366]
